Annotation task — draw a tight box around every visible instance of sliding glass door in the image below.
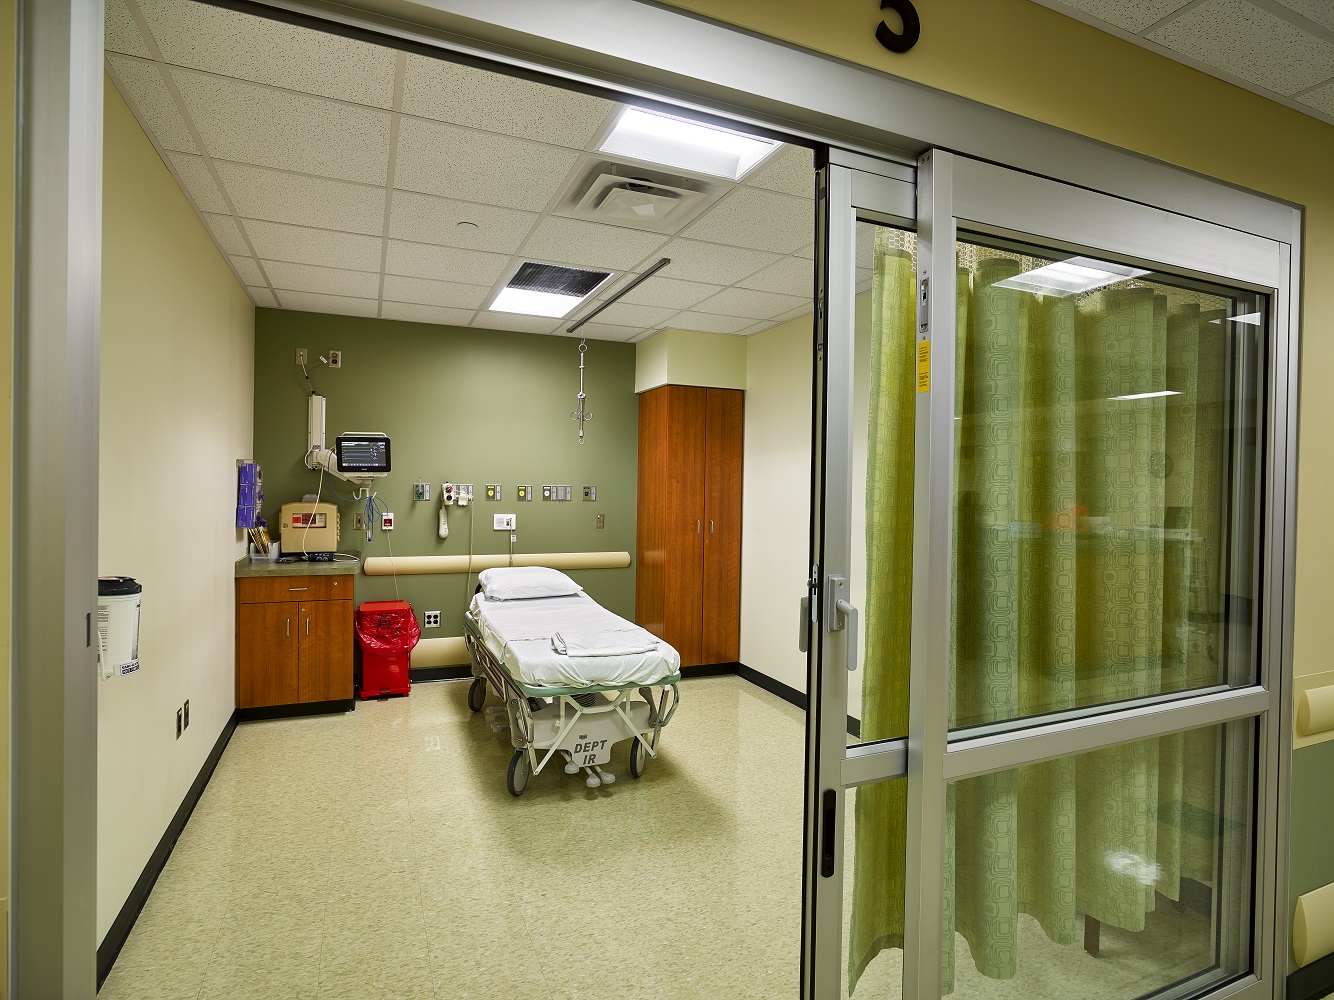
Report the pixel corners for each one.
[804,149,1293,1000]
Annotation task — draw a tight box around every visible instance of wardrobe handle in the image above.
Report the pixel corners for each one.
[285,618,290,637]
[696,519,701,535]
[287,587,308,592]
[306,617,310,636]
[710,519,715,534]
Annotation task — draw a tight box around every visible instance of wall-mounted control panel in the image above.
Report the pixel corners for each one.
[582,485,597,501]
[493,513,516,531]
[516,485,532,501]
[381,512,394,530]
[414,481,430,501]
[485,484,501,501]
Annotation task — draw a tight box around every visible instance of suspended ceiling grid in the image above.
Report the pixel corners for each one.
[1034,0,1334,127]
[104,0,842,341]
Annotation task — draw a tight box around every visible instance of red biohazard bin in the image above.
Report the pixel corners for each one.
[355,600,419,699]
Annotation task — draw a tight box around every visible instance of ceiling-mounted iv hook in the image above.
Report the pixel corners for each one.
[570,338,592,445]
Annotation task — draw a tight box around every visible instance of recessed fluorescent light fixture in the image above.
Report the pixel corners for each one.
[1109,390,1180,401]
[600,107,780,181]
[489,261,612,319]
[1228,312,1263,326]
[993,256,1149,297]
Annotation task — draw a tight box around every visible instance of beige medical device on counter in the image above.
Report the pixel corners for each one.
[279,501,340,554]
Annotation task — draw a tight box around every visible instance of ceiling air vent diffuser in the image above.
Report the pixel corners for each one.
[489,261,612,318]
[556,160,726,234]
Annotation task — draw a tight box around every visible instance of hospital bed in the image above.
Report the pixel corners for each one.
[463,568,681,796]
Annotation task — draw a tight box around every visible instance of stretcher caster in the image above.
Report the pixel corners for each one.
[467,678,486,713]
[507,750,530,797]
[630,738,649,778]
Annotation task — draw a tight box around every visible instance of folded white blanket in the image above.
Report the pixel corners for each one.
[552,629,659,657]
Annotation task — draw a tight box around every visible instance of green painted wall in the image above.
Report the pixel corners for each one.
[1290,740,1334,908]
[252,310,638,637]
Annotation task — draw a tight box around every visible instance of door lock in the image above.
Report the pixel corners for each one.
[826,574,860,672]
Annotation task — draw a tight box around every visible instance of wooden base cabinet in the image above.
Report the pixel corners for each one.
[636,385,743,667]
[236,575,353,710]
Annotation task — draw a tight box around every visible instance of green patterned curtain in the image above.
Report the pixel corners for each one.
[848,229,1236,994]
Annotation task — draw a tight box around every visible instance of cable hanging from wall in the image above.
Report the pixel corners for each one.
[571,338,592,445]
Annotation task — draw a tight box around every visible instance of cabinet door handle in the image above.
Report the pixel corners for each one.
[696,519,701,535]
[710,519,715,534]
[286,618,290,637]
[306,617,310,636]
[288,587,308,592]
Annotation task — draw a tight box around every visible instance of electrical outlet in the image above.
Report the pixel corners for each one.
[582,485,597,501]
[516,485,532,501]
[184,699,190,730]
[493,513,516,531]
[424,611,440,628]
[596,513,605,529]
[328,350,342,368]
[485,484,501,501]
[295,348,308,366]
[176,708,183,739]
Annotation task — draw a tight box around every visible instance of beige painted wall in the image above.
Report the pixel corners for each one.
[97,81,253,940]
[0,0,13,987]
[664,0,1334,736]
[635,327,748,392]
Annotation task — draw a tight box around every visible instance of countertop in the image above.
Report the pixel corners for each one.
[235,555,360,578]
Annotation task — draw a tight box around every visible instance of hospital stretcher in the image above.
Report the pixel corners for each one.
[463,590,681,796]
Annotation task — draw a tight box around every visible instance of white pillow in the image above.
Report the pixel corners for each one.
[479,566,583,601]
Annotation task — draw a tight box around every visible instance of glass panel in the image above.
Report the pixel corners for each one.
[951,235,1264,731]
[844,777,907,998]
[849,221,917,747]
[945,720,1253,998]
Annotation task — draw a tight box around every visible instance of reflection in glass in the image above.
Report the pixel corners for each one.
[943,722,1252,998]
[844,780,906,1000]
[951,238,1264,730]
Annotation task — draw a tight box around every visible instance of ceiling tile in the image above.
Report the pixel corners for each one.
[1056,0,1192,32]
[1298,78,1334,115]
[388,190,538,254]
[1147,0,1334,95]
[381,302,476,327]
[650,239,780,285]
[200,212,249,255]
[228,255,265,285]
[667,311,754,334]
[564,322,641,342]
[215,161,385,235]
[247,286,277,308]
[166,152,229,213]
[275,290,379,317]
[401,54,615,147]
[242,219,383,271]
[137,0,397,107]
[1276,0,1334,31]
[584,302,676,328]
[394,116,580,211]
[612,274,722,310]
[520,217,667,271]
[471,312,562,335]
[106,0,153,57]
[695,286,808,320]
[385,241,512,286]
[263,260,380,298]
[172,68,391,185]
[382,274,490,310]
[743,144,813,198]
[680,186,812,254]
[736,255,813,296]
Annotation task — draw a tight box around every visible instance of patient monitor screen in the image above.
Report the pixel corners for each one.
[336,436,390,474]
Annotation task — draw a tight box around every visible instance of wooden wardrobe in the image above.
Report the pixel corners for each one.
[636,384,743,667]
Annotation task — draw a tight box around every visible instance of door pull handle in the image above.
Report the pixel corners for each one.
[696,519,701,534]
[306,617,310,636]
[821,789,836,878]
[286,618,290,637]
[709,519,715,534]
[826,575,860,672]
[798,596,810,653]
[836,599,859,672]
[288,587,308,592]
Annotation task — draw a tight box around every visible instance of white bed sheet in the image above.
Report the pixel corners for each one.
[469,592,681,690]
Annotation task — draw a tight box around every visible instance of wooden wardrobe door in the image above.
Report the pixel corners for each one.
[702,388,743,664]
[635,387,668,637]
[666,385,707,666]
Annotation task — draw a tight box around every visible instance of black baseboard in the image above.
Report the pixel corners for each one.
[680,661,740,678]
[236,697,354,722]
[736,662,806,710]
[1291,954,1334,1000]
[97,711,238,988]
[411,665,471,682]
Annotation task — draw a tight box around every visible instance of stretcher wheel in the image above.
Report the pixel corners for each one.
[629,737,649,778]
[507,750,531,797]
[467,678,486,713]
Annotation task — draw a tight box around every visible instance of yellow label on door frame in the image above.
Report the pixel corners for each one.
[916,339,930,393]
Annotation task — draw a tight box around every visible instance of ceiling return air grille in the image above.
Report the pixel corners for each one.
[489,262,613,318]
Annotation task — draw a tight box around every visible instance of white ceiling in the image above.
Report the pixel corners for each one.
[1034,0,1334,127]
[104,0,827,341]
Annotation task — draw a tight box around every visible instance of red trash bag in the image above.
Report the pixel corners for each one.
[355,600,420,699]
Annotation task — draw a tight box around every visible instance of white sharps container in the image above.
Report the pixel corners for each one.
[98,576,142,679]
